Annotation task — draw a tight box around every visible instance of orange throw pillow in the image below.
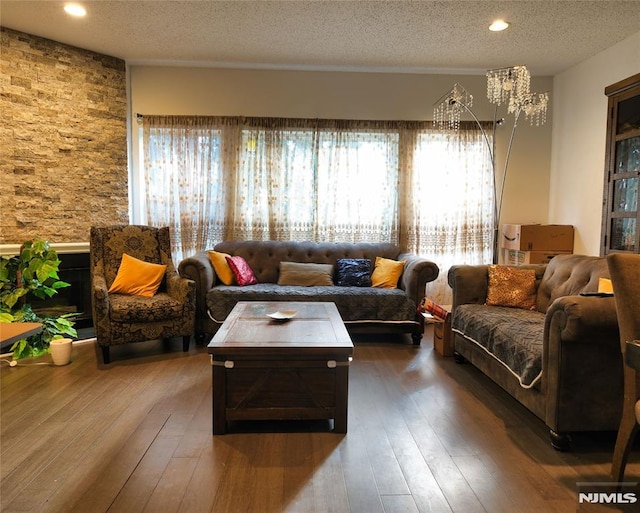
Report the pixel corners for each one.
[108,253,167,298]
[371,256,406,289]
[598,278,614,294]
[207,251,235,285]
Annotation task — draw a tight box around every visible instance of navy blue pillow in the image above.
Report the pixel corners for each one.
[335,258,372,287]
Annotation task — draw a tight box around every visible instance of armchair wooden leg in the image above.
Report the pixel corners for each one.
[611,401,639,483]
[182,335,191,352]
[612,366,640,483]
[101,346,111,365]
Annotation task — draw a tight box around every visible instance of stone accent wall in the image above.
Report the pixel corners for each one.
[0,28,128,244]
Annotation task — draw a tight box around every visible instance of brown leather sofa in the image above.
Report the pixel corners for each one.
[448,254,622,450]
[178,240,439,345]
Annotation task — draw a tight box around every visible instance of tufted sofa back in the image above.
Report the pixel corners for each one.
[213,240,402,284]
[536,254,610,312]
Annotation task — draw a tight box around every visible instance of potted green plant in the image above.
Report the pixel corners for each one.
[0,237,77,360]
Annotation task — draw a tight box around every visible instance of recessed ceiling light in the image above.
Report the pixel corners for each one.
[489,20,510,32]
[64,3,86,17]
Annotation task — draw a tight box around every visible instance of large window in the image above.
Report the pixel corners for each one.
[140,116,492,302]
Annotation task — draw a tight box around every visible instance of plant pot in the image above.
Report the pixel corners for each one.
[50,338,72,366]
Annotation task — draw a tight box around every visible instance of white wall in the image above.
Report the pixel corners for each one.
[129,66,553,247]
[549,31,640,256]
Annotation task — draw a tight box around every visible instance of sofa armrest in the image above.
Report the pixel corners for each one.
[178,251,215,322]
[543,295,622,431]
[397,253,439,306]
[166,269,196,305]
[544,295,619,343]
[91,273,111,342]
[447,265,490,309]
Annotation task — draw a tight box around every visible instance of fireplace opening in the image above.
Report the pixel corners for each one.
[30,252,93,330]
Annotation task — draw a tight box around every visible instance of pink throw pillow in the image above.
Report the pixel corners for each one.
[225,256,258,286]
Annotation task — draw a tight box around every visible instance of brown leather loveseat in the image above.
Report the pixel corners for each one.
[448,254,622,450]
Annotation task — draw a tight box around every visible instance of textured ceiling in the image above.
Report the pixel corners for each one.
[1,1,639,76]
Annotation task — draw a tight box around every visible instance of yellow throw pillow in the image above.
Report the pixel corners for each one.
[485,265,537,310]
[207,251,235,285]
[108,253,167,298]
[598,277,614,293]
[371,256,406,289]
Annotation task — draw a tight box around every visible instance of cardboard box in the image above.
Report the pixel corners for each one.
[501,224,574,252]
[504,249,572,266]
[425,305,452,357]
[433,321,452,357]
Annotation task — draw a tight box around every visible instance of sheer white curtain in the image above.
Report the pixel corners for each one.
[142,116,228,260]
[315,123,399,242]
[141,116,494,302]
[403,122,494,303]
[230,121,318,240]
[142,117,404,259]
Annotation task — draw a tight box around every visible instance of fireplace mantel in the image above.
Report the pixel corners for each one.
[0,242,90,257]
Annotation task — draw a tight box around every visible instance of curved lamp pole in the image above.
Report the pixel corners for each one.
[434,66,549,264]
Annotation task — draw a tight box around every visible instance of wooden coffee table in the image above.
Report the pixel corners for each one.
[207,301,354,434]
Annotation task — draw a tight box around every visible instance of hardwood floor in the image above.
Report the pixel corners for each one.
[1,328,639,513]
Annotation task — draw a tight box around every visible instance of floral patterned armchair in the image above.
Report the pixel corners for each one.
[90,225,196,364]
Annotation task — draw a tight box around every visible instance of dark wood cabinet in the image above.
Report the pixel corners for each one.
[601,73,640,256]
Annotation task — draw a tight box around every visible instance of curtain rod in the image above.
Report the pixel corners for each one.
[134,114,493,129]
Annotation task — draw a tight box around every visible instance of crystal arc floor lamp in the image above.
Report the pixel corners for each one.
[433,65,549,264]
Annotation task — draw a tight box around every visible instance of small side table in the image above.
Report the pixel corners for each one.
[0,322,43,351]
[626,340,640,370]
